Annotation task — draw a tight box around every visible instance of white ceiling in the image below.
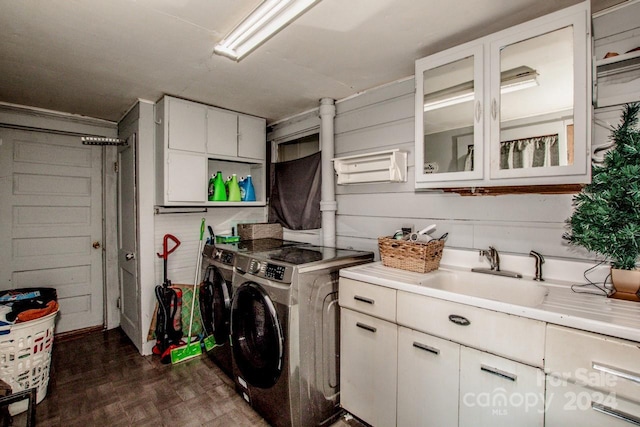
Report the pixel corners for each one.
[0,0,618,124]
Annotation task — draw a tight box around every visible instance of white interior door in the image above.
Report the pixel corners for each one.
[0,128,104,333]
[117,134,141,350]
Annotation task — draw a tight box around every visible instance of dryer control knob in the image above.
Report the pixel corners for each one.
[248,259,261,274]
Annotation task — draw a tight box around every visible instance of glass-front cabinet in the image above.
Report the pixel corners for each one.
[416,45,484,183]
[415,1,591,189]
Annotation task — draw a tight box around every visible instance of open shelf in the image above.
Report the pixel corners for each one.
[596,50,640,76]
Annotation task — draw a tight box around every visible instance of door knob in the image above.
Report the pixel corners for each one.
[92,241,101,249]
[125,253,135,261]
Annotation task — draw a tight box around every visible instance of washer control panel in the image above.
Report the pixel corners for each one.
[248,259,262,274]
[236,255,293,284]
[264,263,287,281]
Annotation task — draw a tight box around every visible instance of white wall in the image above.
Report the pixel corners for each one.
[330,78,594,263]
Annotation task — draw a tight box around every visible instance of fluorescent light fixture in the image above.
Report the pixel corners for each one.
[424,66,539,112]
[214,0,321,61]
[423,81,475,112]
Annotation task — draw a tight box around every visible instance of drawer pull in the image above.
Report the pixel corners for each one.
[480,364,517,382]
[356,322,377,333]
[354,295,374,305]
[592,403,640,426]
[412,342,440,355]
[448,314,471,326]
[593,362,640,384]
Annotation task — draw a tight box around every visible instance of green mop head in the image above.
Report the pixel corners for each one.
[170,338,202,364]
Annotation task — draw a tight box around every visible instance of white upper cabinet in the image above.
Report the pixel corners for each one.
[416,44,485,185]
[415,1,591,189]
[238,114,266,160]
[207,107,238,157]
[156,95,266,206]
[167,97,207,153]
[207,107,266,161]
[166,151,206,203]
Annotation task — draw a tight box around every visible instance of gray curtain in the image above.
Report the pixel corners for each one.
[500,134,559,169]
[268,152,321,230]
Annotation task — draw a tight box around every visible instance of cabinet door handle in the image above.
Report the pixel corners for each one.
[480,364,517,382]
[356,322,377,333]
[592,403,640,426]
[593,362,640,384]
[475,100,482,122]
[491,98,498,120]
[354,295,374,305]
[412,341,440,355]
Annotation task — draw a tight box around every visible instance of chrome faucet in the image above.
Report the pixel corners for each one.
[529,250,545,281]
[472,246,522,278]
[480,246,500,271]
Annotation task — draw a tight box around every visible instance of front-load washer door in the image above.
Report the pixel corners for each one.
[231,282,284,389]
[200,266,231,345]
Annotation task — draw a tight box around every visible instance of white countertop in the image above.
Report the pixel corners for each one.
[340,261,640,343]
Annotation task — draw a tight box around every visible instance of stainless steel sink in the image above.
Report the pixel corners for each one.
[418,269,549,307]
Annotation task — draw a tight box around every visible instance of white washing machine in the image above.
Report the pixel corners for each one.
[230,245,373,427]
[199,239,305,377]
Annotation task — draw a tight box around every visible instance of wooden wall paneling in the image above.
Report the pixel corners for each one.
[153,208,266,284]
[336,192,574,223]
[334,120,415,156]
[336,78,415,115]
[335,93,414,136]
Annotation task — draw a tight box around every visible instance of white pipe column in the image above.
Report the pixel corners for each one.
[319,98,337,248]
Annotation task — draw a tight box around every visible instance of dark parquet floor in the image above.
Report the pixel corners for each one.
[10,328,361,427]
[12,328,269,426]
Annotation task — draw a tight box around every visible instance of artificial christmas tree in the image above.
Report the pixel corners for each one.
[564,103,640,301]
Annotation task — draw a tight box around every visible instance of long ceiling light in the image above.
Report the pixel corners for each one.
[213,0,321,61]
[423,66,539,112]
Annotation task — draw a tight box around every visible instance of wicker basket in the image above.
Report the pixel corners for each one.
[378,236,444,273]
[238,223,283,240]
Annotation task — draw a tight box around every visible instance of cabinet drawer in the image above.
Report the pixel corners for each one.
[397,291,545,367]
[397,327,459,427]
[546,325,640,403]
[460,346,544,427]
[546,377,640,427]
[339,278,396,322]
[340,309,397,427]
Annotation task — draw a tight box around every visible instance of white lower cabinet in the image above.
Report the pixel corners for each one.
[397,326,460,427]
[545,324,640,426]
[340,308,398,427]
[339,277,640,426]
[459,346,544,427]
[396,327,544,427]
[545,378,640,426]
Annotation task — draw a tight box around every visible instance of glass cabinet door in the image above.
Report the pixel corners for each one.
[415,44,484,186]
[489,10,589,182]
